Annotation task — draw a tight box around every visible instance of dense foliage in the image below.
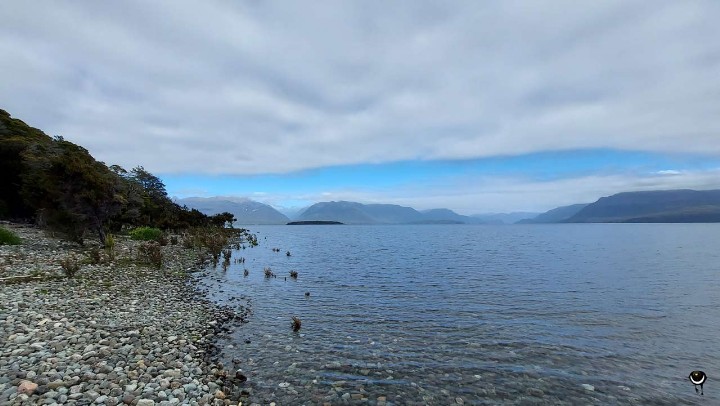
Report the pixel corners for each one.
[0,109,231,244]
[129,226,164,241]
[0,226,21,245]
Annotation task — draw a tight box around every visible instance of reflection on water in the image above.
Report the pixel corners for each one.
[197,224,720,405]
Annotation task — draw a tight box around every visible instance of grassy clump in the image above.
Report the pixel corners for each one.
[0,226,21,245]
[60,255,80,277]
[137,241,163,269]
[183,227,233,265]
[86,247,102,264]
[129,226,164,241]
[105,233,116,261]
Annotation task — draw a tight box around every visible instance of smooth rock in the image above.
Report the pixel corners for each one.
[18,380,38,395]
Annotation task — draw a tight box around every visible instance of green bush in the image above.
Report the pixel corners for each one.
[105,233,116,261]
[0,226,21,245]
[129,226,163,241]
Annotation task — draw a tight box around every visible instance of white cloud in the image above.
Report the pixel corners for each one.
[1,1,719,175]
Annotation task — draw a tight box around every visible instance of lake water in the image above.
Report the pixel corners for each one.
[196,224,720,405]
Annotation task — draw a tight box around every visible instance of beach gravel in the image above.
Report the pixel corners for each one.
[0,223,247,405]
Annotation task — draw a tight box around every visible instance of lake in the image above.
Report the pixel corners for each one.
[195,224,720,405]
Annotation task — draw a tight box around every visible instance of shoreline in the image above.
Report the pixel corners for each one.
[0,223,248,405]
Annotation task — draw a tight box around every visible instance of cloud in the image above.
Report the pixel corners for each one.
[1,1,719,175]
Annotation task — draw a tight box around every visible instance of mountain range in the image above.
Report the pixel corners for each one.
[566,189,720,223]
[177,198,524,225]
[295,201,490,224]
[176,197,290,225]
[178,188,720,225]
[519,189,720,223]
[472,212,541,224]
[517,204,589,224]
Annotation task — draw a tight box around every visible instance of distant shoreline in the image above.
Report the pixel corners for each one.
[287,221,344,225]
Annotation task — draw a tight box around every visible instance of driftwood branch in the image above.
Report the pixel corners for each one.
[0,275,64,285]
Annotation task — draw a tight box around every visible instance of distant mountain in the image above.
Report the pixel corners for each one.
[566,189,720,223]
[517,204,589,224]
[297,201,487,224]
[297,201,377,224]
[287,220,343,225]
[276,205,310,220]
[420,209,488,224]
[177,197,290,225]
[364,204,427,223]
[472,212,540,224]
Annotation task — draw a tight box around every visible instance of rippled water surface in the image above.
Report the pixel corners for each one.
[197,224,720,405]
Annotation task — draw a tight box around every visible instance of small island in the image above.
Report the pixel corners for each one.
[287,221,344,225]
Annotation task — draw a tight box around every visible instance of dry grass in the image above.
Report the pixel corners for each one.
[291,316,302,332]
[60,255,80,277]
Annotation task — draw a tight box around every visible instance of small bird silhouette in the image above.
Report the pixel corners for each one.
[689,370,707,395]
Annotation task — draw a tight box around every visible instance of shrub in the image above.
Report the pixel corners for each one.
[0,226,21,245]
[137,241,163,268]
[105,233,116,260]
[170,235,178,245]
[204,232,228,264]
[129,226,163,241]
[181,233,194,248]
[289,270,298,279]
[183,227,232,263]
[87,247,102,264]
[264,267,275,278]
[60,255,80,277]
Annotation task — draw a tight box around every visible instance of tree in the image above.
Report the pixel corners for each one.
[0,109,50,219]
[130,166,168,199]
[127,166,179,228]
[21,138,125,244]
[209,212,236,228]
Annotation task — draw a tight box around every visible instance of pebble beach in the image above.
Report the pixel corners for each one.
[0,223,248,406]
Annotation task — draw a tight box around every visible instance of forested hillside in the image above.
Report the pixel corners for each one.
[0,109,229,244]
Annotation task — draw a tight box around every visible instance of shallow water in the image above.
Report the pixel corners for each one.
[197,224,720,405]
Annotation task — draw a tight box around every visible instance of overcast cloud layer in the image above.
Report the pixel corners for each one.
[2,0,720,175]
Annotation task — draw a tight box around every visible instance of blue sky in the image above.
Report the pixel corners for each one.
[163,149,720,213]
[2,1,720,213]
